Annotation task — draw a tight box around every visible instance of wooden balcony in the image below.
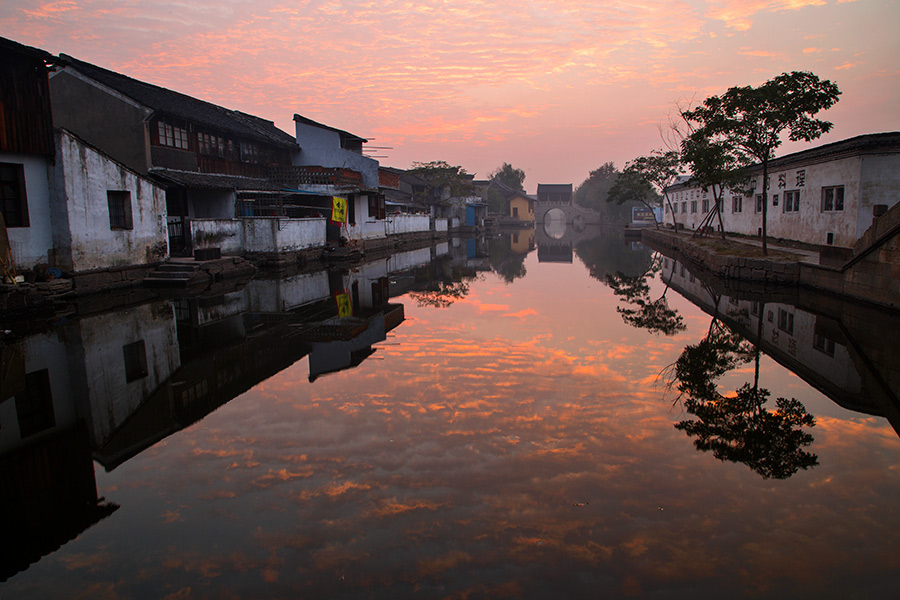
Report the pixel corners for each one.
[268,165,364,189]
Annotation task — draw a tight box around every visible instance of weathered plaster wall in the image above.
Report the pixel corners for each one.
[245,271,330,313]
[386,213,430,235]
[346,194,386,241]
[0,332,77,453]
[55,131,169,271]
[859,154,900,237]
[70,301,180,448]
[293,121,379,188]
[189,217,326,255]
[190,219,243,254]
[669,152,900,248]
[1,151,53,270]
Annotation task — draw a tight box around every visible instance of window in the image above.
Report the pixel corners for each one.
[681,202,686,213]
[367,194,385,220]
[702,199,710,213]
[240,142,258,163]
[123,340,148,382]
[813,333,835,357]
[512,206,519,217]
[732,196,742,213]
[822,186,844,212]
[777,308,794,335]
[690,200,697,214]
[157,120,189,150]
[0,162,29,227]
[784,190,800,213]
[199,132,229,158]
[108,190,133,230]
[755,194,764,213]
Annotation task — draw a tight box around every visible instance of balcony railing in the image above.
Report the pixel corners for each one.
[268,165,364,189]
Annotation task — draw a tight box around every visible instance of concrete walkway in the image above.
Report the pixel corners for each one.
[722,235,821,265]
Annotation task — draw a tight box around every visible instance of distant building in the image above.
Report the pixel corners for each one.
[537,183,573,205]
[666,132,900,248]
[507,191,535,223]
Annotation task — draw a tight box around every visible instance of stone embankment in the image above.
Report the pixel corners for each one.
[643,220,900,311]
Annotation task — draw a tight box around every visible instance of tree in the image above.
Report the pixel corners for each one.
[606,169,662,227]
[681,71,841,254]
[574,162,626,219]
[408,161,474,202]
[486,163,526,215]
[489,163,525,191]
[679,135,747,239]
[618,150,682,228]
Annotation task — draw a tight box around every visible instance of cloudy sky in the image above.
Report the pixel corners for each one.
[3,0,897,191]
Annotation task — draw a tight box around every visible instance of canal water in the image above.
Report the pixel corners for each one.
[2,228,899,599]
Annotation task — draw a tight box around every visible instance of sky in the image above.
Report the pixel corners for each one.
[2,0,898,192]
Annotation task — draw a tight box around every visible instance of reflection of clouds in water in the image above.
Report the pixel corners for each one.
[42,271,895,598]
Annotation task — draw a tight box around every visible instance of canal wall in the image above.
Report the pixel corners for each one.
[643,221,900,311]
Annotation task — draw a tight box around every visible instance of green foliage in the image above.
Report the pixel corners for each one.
[409,161,474,202]
[489,163,525,191]
[681,71,841,251]
[574,163,631,221]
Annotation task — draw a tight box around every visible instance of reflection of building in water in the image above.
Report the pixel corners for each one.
[661,256,900,435]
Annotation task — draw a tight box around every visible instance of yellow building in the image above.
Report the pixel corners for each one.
[508,192,535,223]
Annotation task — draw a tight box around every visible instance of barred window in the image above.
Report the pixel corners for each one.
[108,190,133,230]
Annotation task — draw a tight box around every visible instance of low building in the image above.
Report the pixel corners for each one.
[1,38,169,284]
[667,132,900,248]
[50,129,169,273]
[507,191,535,224]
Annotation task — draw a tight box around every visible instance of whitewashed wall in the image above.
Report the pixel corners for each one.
[668,150,900,248]
[386,213,430,235]
[1,151,53,271]
[189,217,326,254]
[53,130,168,271]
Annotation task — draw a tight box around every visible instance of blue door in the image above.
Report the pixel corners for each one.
[466,205,476,227]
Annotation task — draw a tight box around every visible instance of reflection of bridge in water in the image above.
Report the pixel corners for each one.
[535,222,610,263]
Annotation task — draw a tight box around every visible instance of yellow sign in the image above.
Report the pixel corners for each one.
[331,196,347,224]
[335,292,353,318]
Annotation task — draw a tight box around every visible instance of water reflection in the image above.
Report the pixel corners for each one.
[2,233,899,596]
[603,246,900,478]
[655,252,900,438]
[0,240,480,582]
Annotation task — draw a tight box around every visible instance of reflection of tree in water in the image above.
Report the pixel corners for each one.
[574,230,653,281]
[409,264,479,309]
[669,317,818,480]
[409,280,472,308]
[605,255,686,336]
[487,235,527,283]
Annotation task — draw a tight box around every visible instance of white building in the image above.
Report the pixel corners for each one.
[292,114,387,244]
[50,130,169,272]
[666,132,900,248]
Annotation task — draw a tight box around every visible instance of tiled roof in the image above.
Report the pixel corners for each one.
[149,168,281,191]
[56,54,297,149]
